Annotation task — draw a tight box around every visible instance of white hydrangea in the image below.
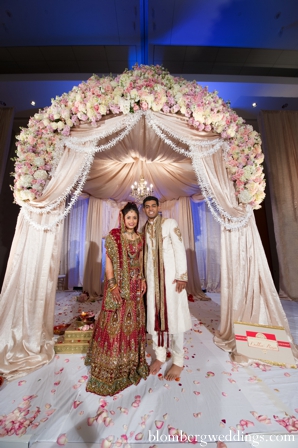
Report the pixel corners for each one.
[17,189,35,202]
[243,165,255,180]
[33,170,48,180]
[19,174,34,188]
[119,98,130,114]
[238,189,252,204]
[34,157,45,167]
[33,183,43,192]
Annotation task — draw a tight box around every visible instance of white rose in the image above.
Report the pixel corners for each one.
[66,119,73,127]
[43,118,50,126]
[61,108,70,119]
[152,102,163,112]
[113,95,121,105]
[193,111,204,123]
[129,89,139,99]
[33,170,48,180]
[114,86,124,96]
[99,104,107,115]
[51,122,58,130]
[17,133,27,142]
[57,121,64,130]
[227,128,236,138]
[53,113,60,120]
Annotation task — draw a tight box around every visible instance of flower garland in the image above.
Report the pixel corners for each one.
[13,64,265,209]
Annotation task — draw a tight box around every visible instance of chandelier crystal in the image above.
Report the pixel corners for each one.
[130,174,153,202]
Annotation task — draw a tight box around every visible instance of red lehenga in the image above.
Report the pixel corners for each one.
[85,228,149,396]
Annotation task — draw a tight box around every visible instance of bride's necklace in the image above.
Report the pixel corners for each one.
[124,229,136,240]
[124,230,139,260]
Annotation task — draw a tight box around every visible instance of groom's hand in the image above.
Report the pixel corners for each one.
[173,279,187,293]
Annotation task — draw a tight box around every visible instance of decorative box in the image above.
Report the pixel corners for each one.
[54,320,93,354]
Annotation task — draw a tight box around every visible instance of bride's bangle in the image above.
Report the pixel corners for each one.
[109,284,118,292]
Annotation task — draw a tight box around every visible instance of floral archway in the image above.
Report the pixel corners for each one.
[1,65,296,381]
[14,64,265,210]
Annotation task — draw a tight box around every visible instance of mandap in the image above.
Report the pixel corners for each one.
[0,65,297,380]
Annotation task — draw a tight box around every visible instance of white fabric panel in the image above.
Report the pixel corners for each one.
[67,197,89,289]
[192,199,221,292]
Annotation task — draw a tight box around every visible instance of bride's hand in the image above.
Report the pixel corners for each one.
[141,279,146,295]
[112,286,122,304]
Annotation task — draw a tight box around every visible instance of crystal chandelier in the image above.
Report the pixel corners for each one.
[130,174,153,201]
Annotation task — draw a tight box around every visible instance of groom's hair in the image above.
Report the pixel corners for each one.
[143,196,159,206]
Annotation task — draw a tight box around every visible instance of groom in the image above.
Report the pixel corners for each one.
[143,196,192,381]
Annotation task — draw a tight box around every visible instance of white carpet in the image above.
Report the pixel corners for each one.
[0,292,297,448]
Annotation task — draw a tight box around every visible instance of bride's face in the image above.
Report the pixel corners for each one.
[124,210,138,231]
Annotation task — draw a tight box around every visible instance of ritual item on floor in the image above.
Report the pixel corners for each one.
[76,311,95,325]
[54,315,94,354]
[53,324,70,335]
[234,321,297,368]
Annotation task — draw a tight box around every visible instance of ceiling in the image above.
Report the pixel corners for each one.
[1,0,298,121]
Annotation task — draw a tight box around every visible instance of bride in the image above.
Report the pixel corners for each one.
[85,202,149,396]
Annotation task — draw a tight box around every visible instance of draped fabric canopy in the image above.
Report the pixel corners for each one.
[81,113,204,201]
[0,110,297,380]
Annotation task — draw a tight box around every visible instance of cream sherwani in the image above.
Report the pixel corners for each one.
[145,217,192,365]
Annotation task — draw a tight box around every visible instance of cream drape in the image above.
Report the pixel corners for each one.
[1,110,297,380]
[258,111,298,301]
[59,208,70,287]
[0,207,64,380]
[83,197,104,297]
[0,147,88,379]
[193,146,298,360]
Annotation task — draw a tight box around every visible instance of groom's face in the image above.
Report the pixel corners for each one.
[143,200,160,220]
